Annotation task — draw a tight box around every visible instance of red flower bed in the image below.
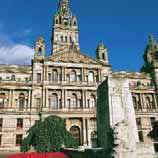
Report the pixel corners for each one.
[6,152,70,158]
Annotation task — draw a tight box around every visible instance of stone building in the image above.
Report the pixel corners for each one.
[0,0,157,153]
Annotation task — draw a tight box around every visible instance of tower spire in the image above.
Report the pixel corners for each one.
[149,33,155,43]
[57,0,71,17]
[51,0,80,55]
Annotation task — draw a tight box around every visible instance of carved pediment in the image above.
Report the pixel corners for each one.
[50,51,101,65]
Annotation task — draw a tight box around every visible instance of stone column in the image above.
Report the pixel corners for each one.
[61,89,65,109]
[140,93,144,111]
[82,118,87,146]
[28,90,31,111]
[9,89,12,108]
[82,68,84,82]
[11,89,14,108]
[61,67,64,82]
[45,65,48,81]
[87,118,90,146]
[42,88,45,109]
[84,90,87,109]
[65,90,67,109]
[45,89,48,108]
[153,94,158,110]
[82,90,84,108]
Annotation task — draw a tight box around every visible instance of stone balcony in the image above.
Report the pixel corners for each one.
[0,80,32,86]
[35,80,100,87]
[0,107,96,115]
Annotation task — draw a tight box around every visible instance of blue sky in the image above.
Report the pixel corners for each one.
[0,0,158,71]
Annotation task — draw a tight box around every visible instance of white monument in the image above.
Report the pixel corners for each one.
[97,76,155,158]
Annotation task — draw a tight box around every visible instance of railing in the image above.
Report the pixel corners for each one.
[129,85,155,90]
[0,107,96,114]
[46,108,96,114]
[44,80,99,87]
[135,108,158,113]
[0,80,32,86]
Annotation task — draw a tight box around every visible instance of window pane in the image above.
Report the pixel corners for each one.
[88,72,94,82]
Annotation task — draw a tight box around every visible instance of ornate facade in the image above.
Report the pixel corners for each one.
[0,0,158,152]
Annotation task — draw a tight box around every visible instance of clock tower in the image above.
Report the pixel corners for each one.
[51,0,80,55]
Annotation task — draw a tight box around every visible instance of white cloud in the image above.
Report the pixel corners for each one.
[0,24,34,65]
[0,44,34,65]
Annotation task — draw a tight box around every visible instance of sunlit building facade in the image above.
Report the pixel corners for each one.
[0,0,158,151]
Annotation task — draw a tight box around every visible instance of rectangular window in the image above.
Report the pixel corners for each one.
[87,99,90,108]
[150,117,156,127]
[59,99,62,109]
[67,99,71,109]
[48,73,51,82]
[138,131,144,142]
[0,118,3,132]
[78,99,82,108]
[36,98,41,110]
[37,73,41,83]
[16,134,23,146]
[77,75,81,82]
[136,118,141,129]
[59,74,62,81]
[17,118,23,128]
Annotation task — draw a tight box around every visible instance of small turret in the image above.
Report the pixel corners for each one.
[34,36,45,57]
[96,41,109,64]
[141,34,158,73]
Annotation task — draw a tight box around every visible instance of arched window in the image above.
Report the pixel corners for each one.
[56,19,59,24]
[52,70,58,81]
[66,74,70,82]
[102,53,105,60]
[61,36,63,42]
[90,95,96,108]
[51,94,58,109]
[71,70,77,82]
[73,21,77,26]
[70,126,80,145]
[0,93,5,109]
[11,75,15,81]
[19,93,25,111]
[71,94,77,109]
[38,47,42,55]
[65,36,68,42]
[88,71,94,82]
[59,17,62,24]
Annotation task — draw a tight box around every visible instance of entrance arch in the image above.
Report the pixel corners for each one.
[70,126,81,145]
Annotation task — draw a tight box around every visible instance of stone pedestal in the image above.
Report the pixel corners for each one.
[97,76,139,155]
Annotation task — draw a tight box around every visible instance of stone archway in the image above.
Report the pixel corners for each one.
[70,126,81,146]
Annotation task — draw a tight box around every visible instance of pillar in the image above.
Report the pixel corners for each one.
[45,89,48,108]
[28,90,31,110]
[82,118,87,146]
[61,89,65,109]
[9,89,12,108]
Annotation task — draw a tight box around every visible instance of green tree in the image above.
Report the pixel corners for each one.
[20,115,79,153]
